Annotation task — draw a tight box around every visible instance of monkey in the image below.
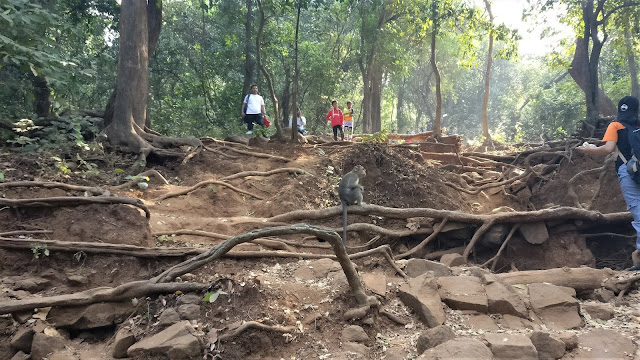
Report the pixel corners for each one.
[338,165,366,244]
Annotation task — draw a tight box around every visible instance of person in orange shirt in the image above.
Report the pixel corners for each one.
[326,100,344,141]
[578,96,640,270]
[344,101,354,141]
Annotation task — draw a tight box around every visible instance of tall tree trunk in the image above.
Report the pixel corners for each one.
[371,66,382,132]
[481,0,493,144]
[256,0,281,137]
[32,75,50,118]
[430,0,442,139]
[242,0,255,97]
[104,0,162,128]
[291,1,301,141]
[282,58,291,128]
[397,77,407,133]
[625,29,639,98]
[105,0,149,153]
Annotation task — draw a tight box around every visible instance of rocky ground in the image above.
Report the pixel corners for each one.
[0,137,638,359]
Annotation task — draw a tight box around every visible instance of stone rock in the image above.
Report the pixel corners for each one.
[361,273,386,296]
[497,314,540,331]
[8,276,50,292]
[519,222,549,244]
[404,259,452,278]
[341,325,369,343]
[555,332,578,350]
[480,223,510,247]
[112,328,136,358]
[528,283,582,330]
[48,302,136,330]
[12,311,32,324]
[482,274,528,317]
[592,288,615,302]
[581,302,614,320]
[49,353,79,360]
[437,276,488,313]
[127,321,202,359]
[158,308,181,326]
[418,338,493,360]
[10,351,29,360]
[439,253,465,267]
[10,327,34,353]
[31,333,66,360]
[484,333,538,360]
[575,329,636,359]
[66,275,89,286]
[397,273,446,327]
[529,331,565,360]
[465,314,499,331]
[177,304,201,320]
[343,341,369,357]
[176,294,202,305]
[294,258,342,280]
[416,325,455,354]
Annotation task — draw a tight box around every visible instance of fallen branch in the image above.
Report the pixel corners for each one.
[0,196,150,219]
[495,267,617,291]
[154,180,264,202]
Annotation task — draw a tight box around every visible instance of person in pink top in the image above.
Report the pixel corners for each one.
[326,100,344,141]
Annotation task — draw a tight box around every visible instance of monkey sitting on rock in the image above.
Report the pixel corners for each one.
[338,165,366,244]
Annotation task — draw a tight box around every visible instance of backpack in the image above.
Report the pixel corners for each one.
[616,96,640,183]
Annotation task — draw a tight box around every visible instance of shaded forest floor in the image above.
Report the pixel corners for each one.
[0,138,639,359]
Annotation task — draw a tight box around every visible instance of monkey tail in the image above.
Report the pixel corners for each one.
[342,201,348,245]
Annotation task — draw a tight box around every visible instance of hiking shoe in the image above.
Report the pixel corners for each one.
[245,130,253,135]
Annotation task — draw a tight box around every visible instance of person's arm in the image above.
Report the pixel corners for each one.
[578,140,616,155]
[300,116,306,127]
[326,111,331,122]
[261,104,266,116]
[241,96,247,117]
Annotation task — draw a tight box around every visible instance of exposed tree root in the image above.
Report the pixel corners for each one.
[203,145,239,159]
[219,321,297,341]
[566,153,615,209]
[0,225,380,314]
[0,196,150,218]
[379,310,409,325]
[0,181,110,196]
[480,224,519,271]
[153,229,230,240]
[154,180,264,202]
[0,282,207,315]
[201,137,254,151]
[394,218,448,259]
[220,167,308,181]
[214,145,290,162]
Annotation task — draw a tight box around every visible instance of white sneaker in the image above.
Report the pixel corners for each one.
[245,130,253,135]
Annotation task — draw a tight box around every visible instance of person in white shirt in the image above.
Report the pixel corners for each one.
[241,84,266,135]
[288,108,308,135]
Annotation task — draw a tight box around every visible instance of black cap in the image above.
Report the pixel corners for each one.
[618,96,639,124]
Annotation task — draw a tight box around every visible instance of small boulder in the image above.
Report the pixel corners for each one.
[176,294,202,305]
[439,253,465,267]
[177,304,201,320]
[10,327,34,353]
[30,333,66,360]
[465,314,499,331]
[397,274,446,327]
[10,351,29,360]
[158,308,181,326]
[437,276,488,313]
[497,314,540,331]
[341,325,369,343]
[361,273,386,296]
[575,329,636,359]
[127,320,202,359]
[528,283,581,330]
[343,341,369,358]
[482,274,528,318]
[484,333,538,360]
[529,331,565,360]
[48,302,136,330]
[418,338,493,360]
[519,222,549,244]
[404,259,451,278]
[112,328,136,358]
[581,302,614,320]
[416,325,455,354]
[555,332,578,350]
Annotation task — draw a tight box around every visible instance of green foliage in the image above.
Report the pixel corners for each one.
[203,290,227,303]
[30,243,50,259]
[359,129,389,143]
[6,116,100,153]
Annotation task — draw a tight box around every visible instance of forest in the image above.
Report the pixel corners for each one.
[3,0,640,360]
[2,0,638,146]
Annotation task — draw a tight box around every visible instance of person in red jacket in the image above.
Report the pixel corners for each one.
[326,100,344,141]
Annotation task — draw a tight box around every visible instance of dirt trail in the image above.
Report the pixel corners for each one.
[0,140,638,359]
